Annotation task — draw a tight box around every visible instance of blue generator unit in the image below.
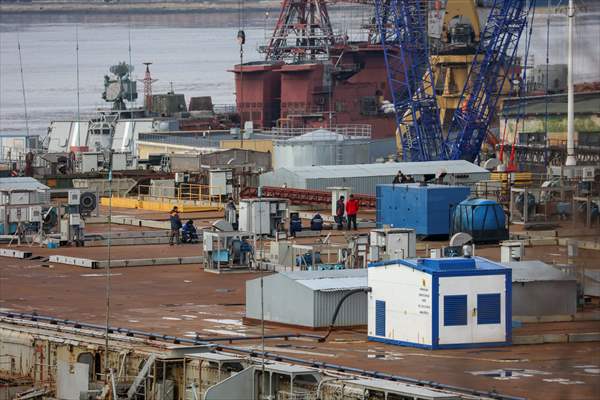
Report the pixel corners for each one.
[451,198,508,244]
[376,184,470,236]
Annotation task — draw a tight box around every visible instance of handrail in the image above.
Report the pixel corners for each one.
[136,183,223,208]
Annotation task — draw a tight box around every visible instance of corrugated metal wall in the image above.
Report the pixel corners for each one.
[259,169,307,189]
[306,175,393,195]
[247,274,368,328]
[313,290,368,328]
[272,141,370,170]
[246,274,315,327]
[512,281,577,317]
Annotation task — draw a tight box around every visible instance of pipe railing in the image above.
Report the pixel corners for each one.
[0,311,525,400]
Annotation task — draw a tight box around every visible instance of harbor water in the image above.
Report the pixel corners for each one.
[1,7,599,137]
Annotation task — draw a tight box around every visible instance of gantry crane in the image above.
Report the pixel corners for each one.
[374,0,534,162]
[375,0,447,161]
[444,0,533,162]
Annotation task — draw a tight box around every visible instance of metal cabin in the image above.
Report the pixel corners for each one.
[368,257,511,349]
[245,269,368,329]
[0,177,50,235]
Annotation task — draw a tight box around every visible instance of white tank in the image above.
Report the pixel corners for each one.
[273,129,370,169]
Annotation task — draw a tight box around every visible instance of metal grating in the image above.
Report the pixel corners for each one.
[477,293,501,325]
[375,300,386,336]
[443,295,467,326]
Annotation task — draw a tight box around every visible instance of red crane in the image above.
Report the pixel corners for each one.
[263,0,336,62]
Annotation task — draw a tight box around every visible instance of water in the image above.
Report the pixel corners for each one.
[1,8,599,137]
[0,12,267,136]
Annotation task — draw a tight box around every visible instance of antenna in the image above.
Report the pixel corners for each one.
[76,25,81,146]
[141,62,158,112]
[128,21,134,105]
[17,33,30,138]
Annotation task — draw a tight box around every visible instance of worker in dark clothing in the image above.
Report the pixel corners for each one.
[169,207,182,245]
[310,213,324,231]
[335,196,345,230]
[240,238,253,265]
[181,219,198,243]
[393,170,406,184]
[346,194,359,231]
[224,197,237,229]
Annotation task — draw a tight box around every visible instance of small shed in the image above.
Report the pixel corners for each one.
[245,269,368,329]
[368,257,511,349]
[508,260,577,319]
[0,177,50,235]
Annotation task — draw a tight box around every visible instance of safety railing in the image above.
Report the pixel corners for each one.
[213,104,237,114]
[137,183,223,207]
[138,132,229,148]
[268,124,372,138]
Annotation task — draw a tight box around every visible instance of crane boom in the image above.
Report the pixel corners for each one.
[445,0,533,162]
[374,0,446,161]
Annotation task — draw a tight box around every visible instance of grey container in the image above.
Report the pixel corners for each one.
[246,269,368,329]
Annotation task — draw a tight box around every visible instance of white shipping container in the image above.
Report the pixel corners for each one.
[368,257,511,349]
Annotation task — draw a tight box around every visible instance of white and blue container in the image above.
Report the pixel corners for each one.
[368,257,511,349]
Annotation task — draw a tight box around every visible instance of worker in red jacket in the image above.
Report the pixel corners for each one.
[345,194,359,231]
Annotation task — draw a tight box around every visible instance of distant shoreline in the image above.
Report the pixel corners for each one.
[0,1,279,15]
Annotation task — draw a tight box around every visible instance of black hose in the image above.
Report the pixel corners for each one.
[318,287,371,343]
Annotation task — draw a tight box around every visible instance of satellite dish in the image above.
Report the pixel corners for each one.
[483,158,500,170]
[105,81,122,102]
[212,219,234,232]
[449,232,473,247]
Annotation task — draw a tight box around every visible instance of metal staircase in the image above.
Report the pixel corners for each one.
[127,354,156,399]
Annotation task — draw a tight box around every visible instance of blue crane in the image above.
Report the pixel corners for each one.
[374,0,447,161]
[445,0,533,162]
[375,0,533,162]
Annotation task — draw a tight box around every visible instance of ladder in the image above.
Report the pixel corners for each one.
[127,354,156,399]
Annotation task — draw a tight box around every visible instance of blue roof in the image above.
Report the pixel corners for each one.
[369,256,509,275]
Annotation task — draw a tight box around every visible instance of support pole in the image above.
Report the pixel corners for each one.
[565,0,576,166]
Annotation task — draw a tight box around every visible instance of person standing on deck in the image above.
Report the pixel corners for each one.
[346,194,359,231]
[335,195,345,230]
[224,197,237,229]
[169,206,182,245]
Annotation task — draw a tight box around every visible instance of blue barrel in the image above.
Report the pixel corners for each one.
[451,198,508,243]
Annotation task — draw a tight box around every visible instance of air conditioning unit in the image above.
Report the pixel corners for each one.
[583,167,595,182]
[69,214,81,226]
[175,172,189,183]
[29,206,42,222]
[501,241,524,263]
[9,207,28,223]
[68,190,81,205]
